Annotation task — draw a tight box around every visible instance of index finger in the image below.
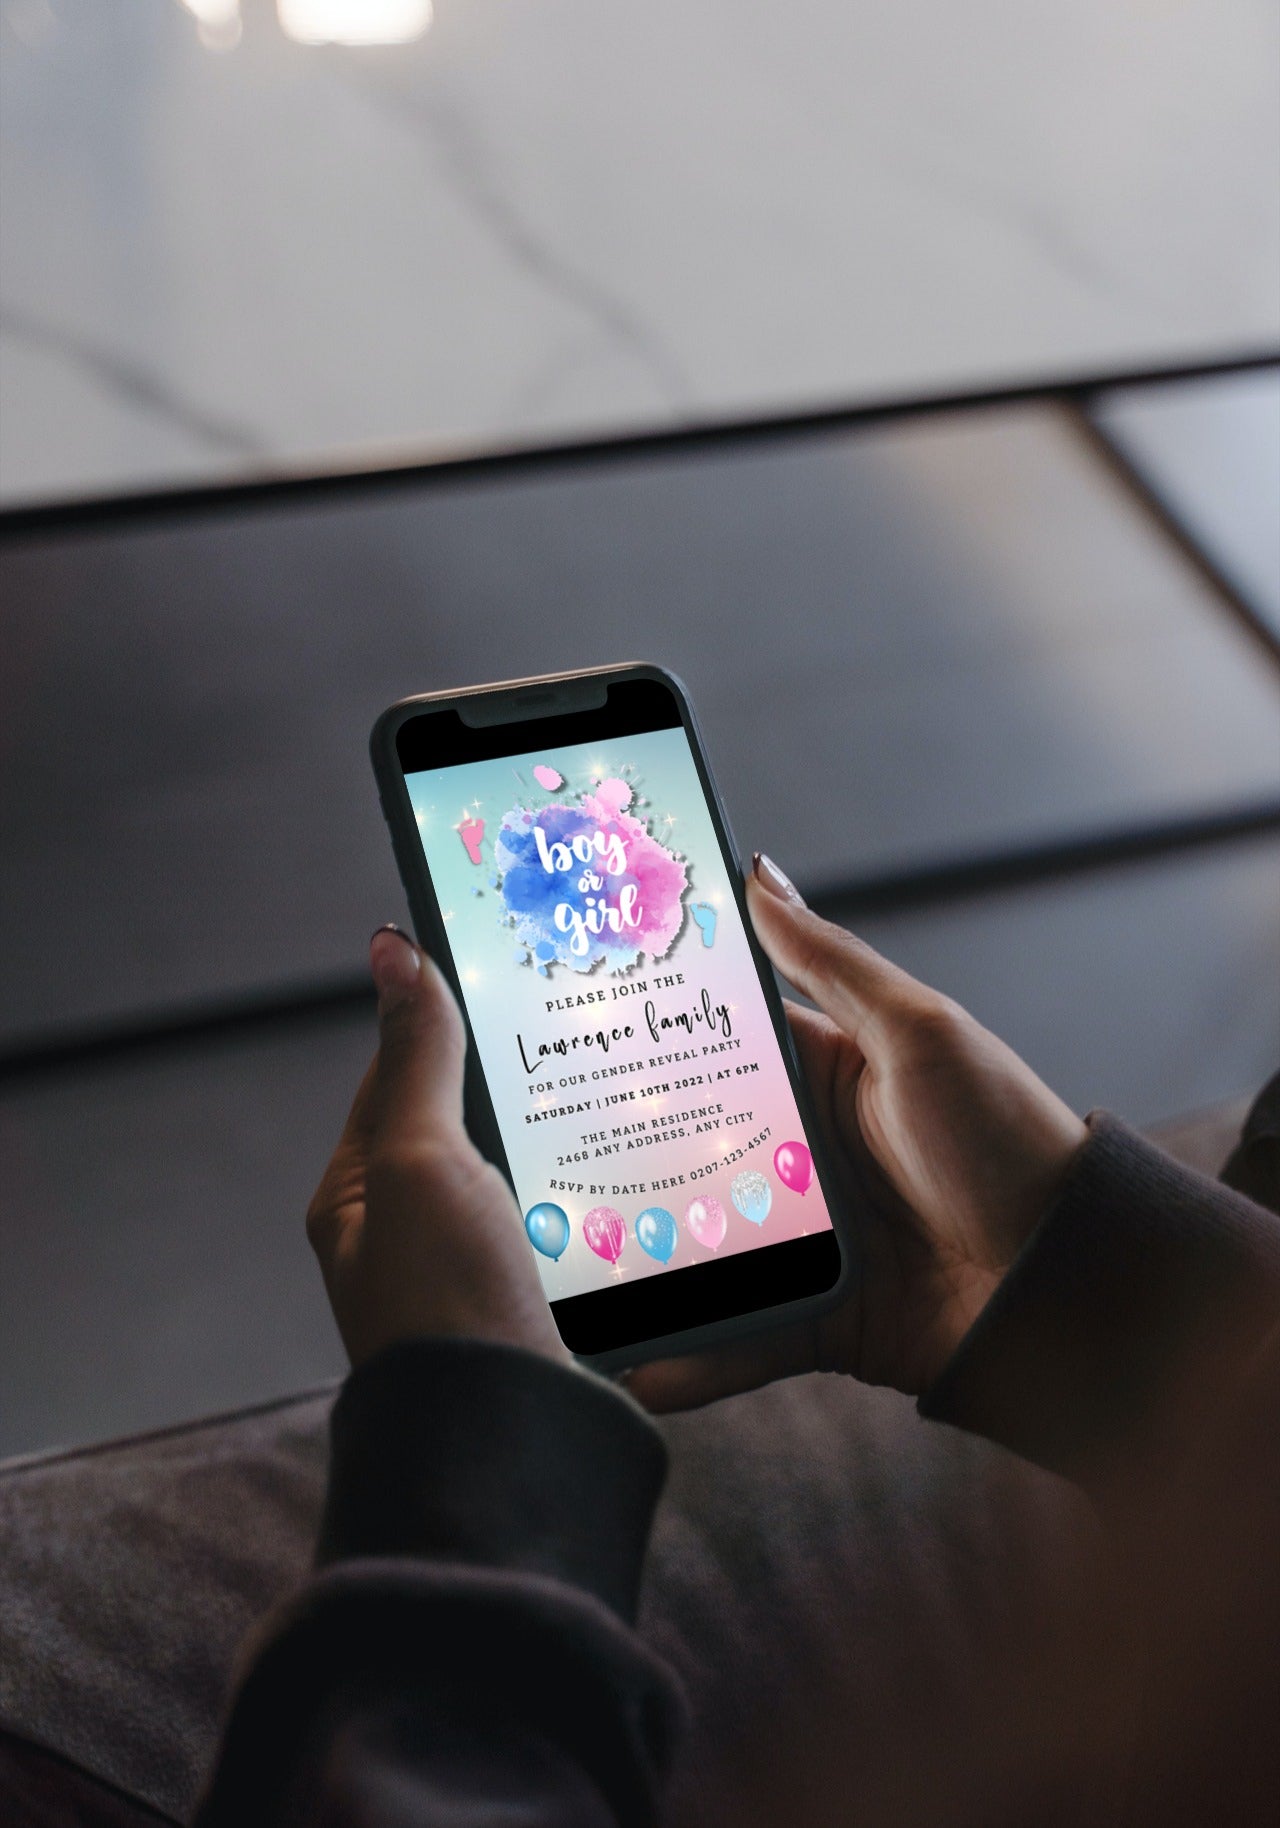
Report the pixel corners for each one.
[746,877,925,1049]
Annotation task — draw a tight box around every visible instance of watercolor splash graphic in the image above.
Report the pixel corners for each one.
[496,776,687,974]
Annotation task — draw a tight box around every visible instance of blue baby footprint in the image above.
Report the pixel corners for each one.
[691,903,717,948]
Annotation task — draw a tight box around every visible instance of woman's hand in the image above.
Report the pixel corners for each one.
[627,856,1087,1410]
[306,926,569,1370]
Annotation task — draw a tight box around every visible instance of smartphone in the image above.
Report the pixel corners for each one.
[371,663,851,1370]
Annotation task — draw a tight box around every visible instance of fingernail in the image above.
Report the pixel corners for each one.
[370,925,421,1011]
[752,852,804,905]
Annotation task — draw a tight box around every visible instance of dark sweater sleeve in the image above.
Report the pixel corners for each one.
[194,1339,684,1828]
[920,1111,1280,1500]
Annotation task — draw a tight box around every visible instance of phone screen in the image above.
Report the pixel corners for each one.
[394,678,841,1354]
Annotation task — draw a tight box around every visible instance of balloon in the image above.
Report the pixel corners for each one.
[524,1201,570,1260]
[684,1194,727,1252]
[731,1169,772,1226]
[635,1206,678,1263]
[583,1205,627,1263]
[774,1140,814,1196]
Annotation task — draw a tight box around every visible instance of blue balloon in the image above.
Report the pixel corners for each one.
[524,1201,570,1260]
[635,1205,678,1264]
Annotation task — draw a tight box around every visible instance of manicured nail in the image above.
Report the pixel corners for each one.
[370,925,421,1011]
[752,852,804,905]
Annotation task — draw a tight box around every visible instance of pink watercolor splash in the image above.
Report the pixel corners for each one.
[496,777,687,974]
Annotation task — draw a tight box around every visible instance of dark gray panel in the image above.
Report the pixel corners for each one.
[1094,369,1280,635]
[0,1011,361,1461]
[853,834,1280,1129]
[2,835,1275,1461]
[2,404,1278,1045]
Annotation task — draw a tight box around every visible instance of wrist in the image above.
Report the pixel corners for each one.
[319,1337,666,1622]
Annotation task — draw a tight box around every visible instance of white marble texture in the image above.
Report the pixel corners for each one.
[1,0,1277,504]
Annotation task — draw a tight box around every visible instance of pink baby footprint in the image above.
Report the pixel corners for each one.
[458,816,485,865]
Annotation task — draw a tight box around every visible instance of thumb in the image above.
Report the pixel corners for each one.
[623,1319,820,1414]
[746,856,924,1051]
[368,925,468,1145]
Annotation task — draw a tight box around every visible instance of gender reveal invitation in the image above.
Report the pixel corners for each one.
[407,724,834,1301]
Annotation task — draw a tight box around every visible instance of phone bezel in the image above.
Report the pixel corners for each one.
[370,661,855,1371]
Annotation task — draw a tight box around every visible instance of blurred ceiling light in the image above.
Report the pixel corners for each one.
[277,0,432,45]
[178,0,242,52]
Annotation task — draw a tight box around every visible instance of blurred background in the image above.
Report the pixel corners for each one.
[1,0,1277,1460]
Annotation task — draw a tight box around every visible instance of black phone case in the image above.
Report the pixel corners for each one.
[370,661,855,1371]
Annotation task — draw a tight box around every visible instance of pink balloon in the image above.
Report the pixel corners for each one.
[583,1205,627,1263]
[683,1195,727,1252]
[774,1140,814,1196]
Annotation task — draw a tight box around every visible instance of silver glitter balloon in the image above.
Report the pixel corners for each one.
[731,1169,772,1225]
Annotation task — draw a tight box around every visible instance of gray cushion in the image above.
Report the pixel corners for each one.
[0,1372,1098,1825]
